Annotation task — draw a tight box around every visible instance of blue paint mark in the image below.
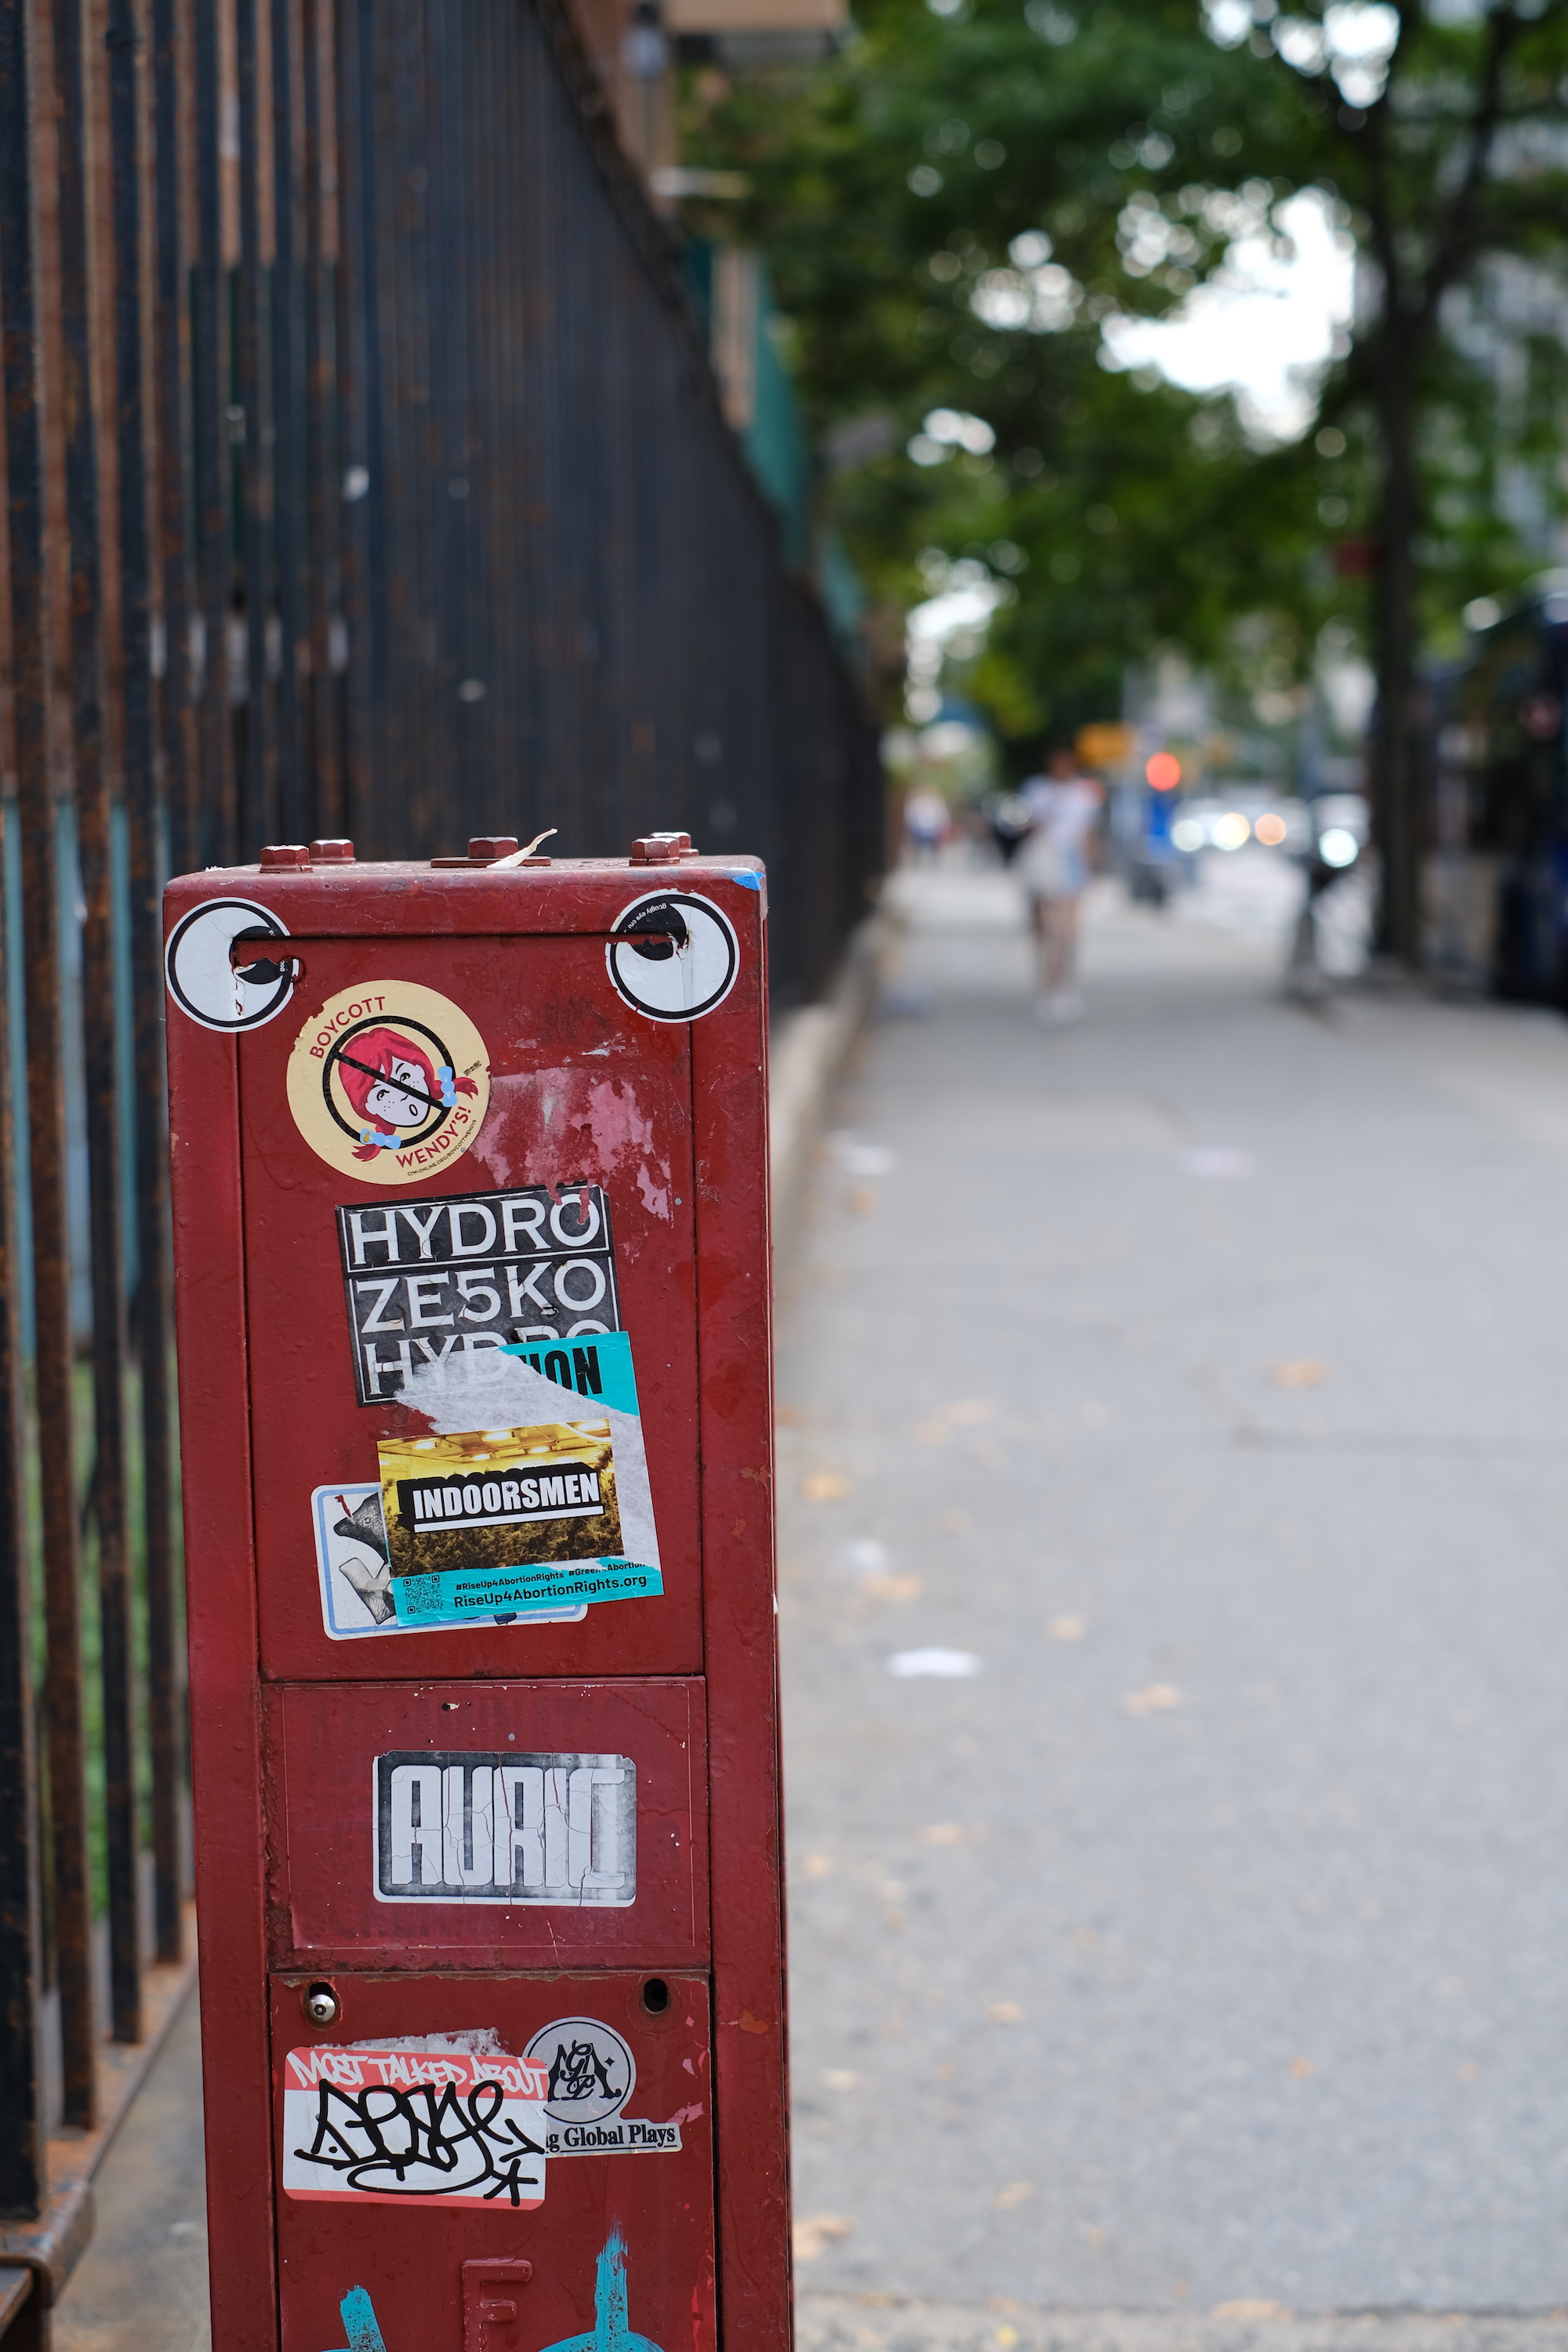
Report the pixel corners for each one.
[322,2285,388,2352]
[730,869,761,891]
[539,2230,666,2352]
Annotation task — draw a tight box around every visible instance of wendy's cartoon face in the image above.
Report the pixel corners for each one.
[363,1056,429,1130]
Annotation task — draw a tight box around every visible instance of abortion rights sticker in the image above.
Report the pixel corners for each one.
[311,1331,663,1636]
[286,980,489,1184]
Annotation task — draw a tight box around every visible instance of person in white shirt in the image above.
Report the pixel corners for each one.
[1014,746,1102,1024]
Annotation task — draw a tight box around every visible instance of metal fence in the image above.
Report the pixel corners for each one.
[0,0,881,2307]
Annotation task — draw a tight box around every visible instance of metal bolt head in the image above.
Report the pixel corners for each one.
[303,1984,339,2027]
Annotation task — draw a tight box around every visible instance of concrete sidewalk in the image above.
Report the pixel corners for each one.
[780,865,1568,2321]
[50,859,1568,2343]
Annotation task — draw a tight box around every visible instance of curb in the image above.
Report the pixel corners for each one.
[770,912,893,1260]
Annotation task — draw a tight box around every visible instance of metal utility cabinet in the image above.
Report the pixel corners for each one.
[164,834,788,2352]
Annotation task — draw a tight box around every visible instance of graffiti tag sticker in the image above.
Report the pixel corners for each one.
[372,1750,635,1904]
[165,897,296,1033]
[524,2016,688,2157]
[606,891,739,1023]
[281,2035,548,2208]
[286,981,489,1184]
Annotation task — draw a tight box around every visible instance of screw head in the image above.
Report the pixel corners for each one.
[303,1984,339,2027]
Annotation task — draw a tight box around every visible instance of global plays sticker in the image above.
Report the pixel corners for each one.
[286,981,489,1184]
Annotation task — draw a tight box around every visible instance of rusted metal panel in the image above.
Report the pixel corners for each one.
[270,1972,717,2352]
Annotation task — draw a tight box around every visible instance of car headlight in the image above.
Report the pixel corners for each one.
[1319,827,1358,868]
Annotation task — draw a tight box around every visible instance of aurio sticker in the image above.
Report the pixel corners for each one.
[281,2033,548,2209]
[524,2016,691,2158]
[606,891,739,1023]
[372,1750,635,1905]
[286,980,489,1184]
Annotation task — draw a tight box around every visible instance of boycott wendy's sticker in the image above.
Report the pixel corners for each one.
[286,981,489,1184]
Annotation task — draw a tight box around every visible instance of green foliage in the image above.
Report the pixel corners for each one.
[681,0,1568,751]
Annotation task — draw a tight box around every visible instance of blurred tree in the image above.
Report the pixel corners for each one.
[683,0,1568,955]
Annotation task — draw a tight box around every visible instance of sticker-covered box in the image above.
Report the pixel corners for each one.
[165,845,787,2352]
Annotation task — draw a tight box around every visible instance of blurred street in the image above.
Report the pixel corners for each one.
[779,864,1568,2317]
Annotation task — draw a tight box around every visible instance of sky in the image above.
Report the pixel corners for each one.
[1102,188,1357,441]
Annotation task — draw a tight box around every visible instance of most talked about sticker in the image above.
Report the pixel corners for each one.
[281,2038,549,2209]
[286,981,490,1184]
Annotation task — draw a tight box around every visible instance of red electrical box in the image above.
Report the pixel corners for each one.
[164,837,788,2352]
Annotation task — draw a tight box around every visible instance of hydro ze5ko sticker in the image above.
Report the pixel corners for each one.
[336,1181,620,1404]
[287,981,489,1183]
[372,1751,634,1905]
[524,2017,688,2158]
[281,2033,549,2209]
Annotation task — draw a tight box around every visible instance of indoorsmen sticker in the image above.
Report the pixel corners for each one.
[286,981,489,1183]
[373,1751,635,1904]
[524,2016,688,2158]
[336,1181,621,1404]
[281,2035,549,2208]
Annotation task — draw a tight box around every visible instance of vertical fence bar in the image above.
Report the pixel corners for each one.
[300,0,339,836]
[56,0,141,2052]
[107,0,162,2019]
[333,0,376,846]
[143,0,187,1966]
[194,0,234,865]
[151,0,195,877]
[2,0,96,2139]
[0,792,43,2216]
[270,0,303,837]
[234,0,270,849]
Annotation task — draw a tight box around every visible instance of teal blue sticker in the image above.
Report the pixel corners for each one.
[539,2230,665,2352]
[501,1327,641,1417]
[390,1557,662,1624]
[324,2287,387,2352]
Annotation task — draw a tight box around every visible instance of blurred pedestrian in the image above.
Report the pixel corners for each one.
[1017,746,1102,1024]
[903,788,950,864]
[987,789,1034,866]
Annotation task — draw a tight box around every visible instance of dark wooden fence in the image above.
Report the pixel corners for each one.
[0,0,881,2324]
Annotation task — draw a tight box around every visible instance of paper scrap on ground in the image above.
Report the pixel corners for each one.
[887,1648,982,1679]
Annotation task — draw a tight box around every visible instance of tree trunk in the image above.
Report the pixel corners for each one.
[1372,339,1422,967]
